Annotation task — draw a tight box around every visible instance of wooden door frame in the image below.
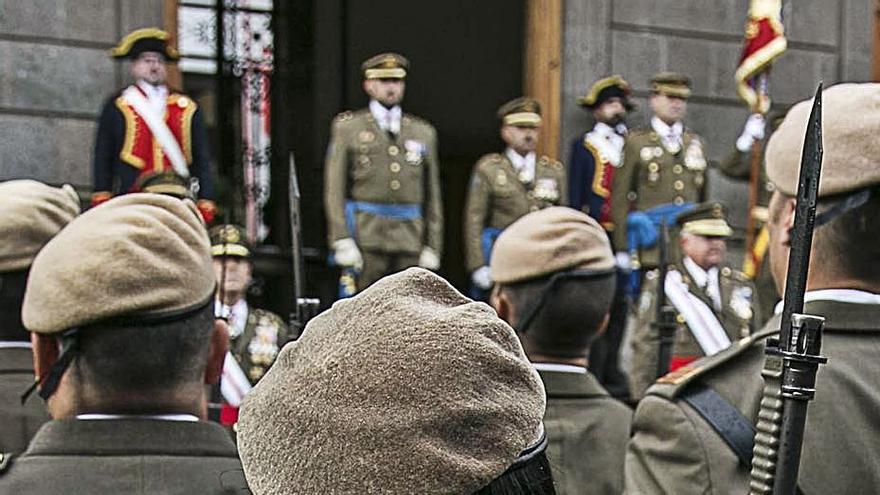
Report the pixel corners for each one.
[524,0,563,158]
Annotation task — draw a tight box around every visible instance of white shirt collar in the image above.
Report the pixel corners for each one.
[505,148,536,183]
[682,257,721,309]
[587,122,626,166]
[215,299,249,339]
[136,81,168,115]
[651,116,682,137]
[532,362,587,374]
[369,99,402,134]
[592,122,619,138]
[76,413,199,422]
[0,341,31,350]
[773,289,880,315]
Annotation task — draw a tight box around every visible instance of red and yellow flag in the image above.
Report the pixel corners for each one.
[735,0,787,113]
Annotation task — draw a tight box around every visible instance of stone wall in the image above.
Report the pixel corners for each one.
[0,0,163,190]
[561,0,873,230]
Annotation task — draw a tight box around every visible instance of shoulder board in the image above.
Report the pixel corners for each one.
[332,110,363,126]
[402,113,430,127]
[649,325,779,399]
[0,452,13,474]
[627,127,653,138]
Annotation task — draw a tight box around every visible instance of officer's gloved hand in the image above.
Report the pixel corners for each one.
[736,113,766,152]
[472,266,493,290]
[418,247,441,270]
[332,238,363,271]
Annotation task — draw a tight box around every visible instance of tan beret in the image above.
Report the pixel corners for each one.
[238,268,545,495]
[0,180,80,273]
[766,82,880,197]
[23,193,214,334]
[491,207,615,285]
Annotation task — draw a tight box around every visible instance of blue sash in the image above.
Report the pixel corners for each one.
[625,202,695,296]
[345,201,422,237]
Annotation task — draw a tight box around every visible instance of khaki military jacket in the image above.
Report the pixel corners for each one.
[538,368,632,495]
[324,108,443,255]
[0,419,247,494]
[231,306,290,384]
[0,346,49,454]
[628,262,759,399]
[464,153,566,272]
[624,297,880,494]
[610,127,707,266]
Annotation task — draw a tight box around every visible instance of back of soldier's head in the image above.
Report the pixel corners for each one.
[766,82,880,283]
[22,193,217,404]
[0,180,80,341]
[490,207,617,358]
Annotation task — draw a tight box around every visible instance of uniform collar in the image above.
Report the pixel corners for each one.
[534,367,610,398]
[369,99,402,134]
[76,413,199,422]
[505,148,536,183]
[0,341,31,350]
[532,362,587,374]
[773,289,880,315]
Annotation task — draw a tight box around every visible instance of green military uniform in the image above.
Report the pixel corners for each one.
[211,224,290,385]
[324,53,443,290]
[628,203,758,399]
[610,73,707,268]
[625,298,880,494]
[0,346,49,454]
[0,419,247,494]
[538,367,632,495]
[464,97,566,274]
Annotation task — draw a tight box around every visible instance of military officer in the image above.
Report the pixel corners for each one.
[628,202,758,399]
[489,207,632,495]
[464,97,567,297]
[568,75,636,400]
[237,268,551,494]
[92,28,216,223]
[211,224,290,386]
[624,83,880,494]
[610,72,708,270]
[324,52,443,292]
[0,194,245,493]
[0,181,80,453]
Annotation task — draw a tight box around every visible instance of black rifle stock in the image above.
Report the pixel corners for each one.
[748,83,827,495]
[288,152,320,338]
[654,221,677,378]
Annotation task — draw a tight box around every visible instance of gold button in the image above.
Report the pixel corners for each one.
[390,180,401,190]
[673,164,683,174]
[388,145,400,156]
[390,162,401,173]
[648,162,660,173]
[674,196,684,205]
[359,156,370,165]
[673,180,685,191]
[676,314,686,324]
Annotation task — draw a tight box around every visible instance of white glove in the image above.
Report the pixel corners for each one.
[332,238,363,270]
[615,252,632,271]
[471,266,493,290]
[736,113,766,152]
[418,247,441,270]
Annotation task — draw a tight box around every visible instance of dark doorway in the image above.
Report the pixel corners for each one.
[304,0,526,293]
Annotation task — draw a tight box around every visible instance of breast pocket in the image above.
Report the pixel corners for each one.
[351,142,381,180]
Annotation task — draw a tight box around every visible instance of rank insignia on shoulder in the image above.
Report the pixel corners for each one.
[657,364,702,385]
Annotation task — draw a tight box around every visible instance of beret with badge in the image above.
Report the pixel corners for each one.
[498,96,543,128]
[0,180,81,273]
[237,267,546,495]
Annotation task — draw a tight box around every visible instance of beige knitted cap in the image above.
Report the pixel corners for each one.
[766,82,880,197]
[22,193,214,333]
[238,268,546,495]
[491,207,615,284]
[0,180,80,272]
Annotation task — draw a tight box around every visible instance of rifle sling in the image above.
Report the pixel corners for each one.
[681,383,754,468]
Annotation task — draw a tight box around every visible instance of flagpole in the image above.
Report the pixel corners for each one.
[744,72,769,267]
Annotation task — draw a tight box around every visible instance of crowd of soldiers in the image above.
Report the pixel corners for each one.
[0,27,878,494]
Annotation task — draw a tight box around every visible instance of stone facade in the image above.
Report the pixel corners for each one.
[561,0,873,230]
[0,0,163,190]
